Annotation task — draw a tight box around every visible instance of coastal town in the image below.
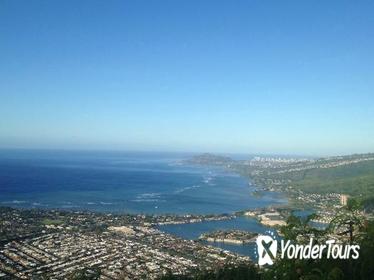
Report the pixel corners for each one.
[0,207,249,279]
[188,153,374,223]
[0,189,362,279]
[1,153,373,279]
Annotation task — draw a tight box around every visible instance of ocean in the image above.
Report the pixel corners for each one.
[0,149,285,214]
[157,216,276,259]
[0,149,287,258]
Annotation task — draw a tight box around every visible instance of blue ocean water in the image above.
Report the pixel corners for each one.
[0,149,286,214]
[157,216,276,259]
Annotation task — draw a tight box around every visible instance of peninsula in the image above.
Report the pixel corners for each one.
[199,230,257,245]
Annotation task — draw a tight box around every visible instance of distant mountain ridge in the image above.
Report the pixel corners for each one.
[185,153,233,165]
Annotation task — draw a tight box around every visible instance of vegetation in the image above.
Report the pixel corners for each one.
[267,160,374,197]
[161,200,374,280]
[67,267,101,280]
[161,264,260,280]
[41,218,63,226]
[189,153,374,204]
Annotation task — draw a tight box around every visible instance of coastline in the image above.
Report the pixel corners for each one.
[0,151,294,265]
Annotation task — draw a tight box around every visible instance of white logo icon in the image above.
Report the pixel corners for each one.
[256,235,278,266]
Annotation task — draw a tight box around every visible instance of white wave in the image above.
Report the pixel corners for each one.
[132,198,166,203]
[1,200,28,204]
[32,202,46,206]
[174,185,200,194]
[132,199,158,202]
[136,193,161,199]
[99,202,114,205]
[203,176,214,184]
[61,204,78,208]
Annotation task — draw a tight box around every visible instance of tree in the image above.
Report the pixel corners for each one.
[280,213,325,243]
[328,198,365,244]
[68,267,101,280]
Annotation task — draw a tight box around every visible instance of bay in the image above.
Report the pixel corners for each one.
[0,149,286,215]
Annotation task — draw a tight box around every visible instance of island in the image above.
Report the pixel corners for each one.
[199,230,257,245]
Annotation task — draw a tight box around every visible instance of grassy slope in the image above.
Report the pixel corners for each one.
[270,160,374,196]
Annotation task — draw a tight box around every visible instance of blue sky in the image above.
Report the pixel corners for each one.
[1,0,373,156]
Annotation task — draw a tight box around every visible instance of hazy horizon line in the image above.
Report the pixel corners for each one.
[0,146,373,159]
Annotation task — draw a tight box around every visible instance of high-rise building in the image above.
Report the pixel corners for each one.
[340,194,349,206]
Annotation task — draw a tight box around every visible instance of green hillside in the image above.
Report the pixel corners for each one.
[270,160,374,197]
